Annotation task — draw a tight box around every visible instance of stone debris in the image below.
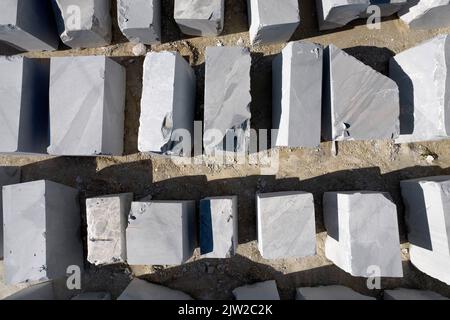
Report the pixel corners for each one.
[0,167,20,259]
[139,52,196,155]
[232,280,280,300]
[272,41,323,148]
[174,0,224,36]
[398,1,450,29]
[296,285,375,300]
[384,288,448,300]
[71,292,112,300]
[48,56,126,156]
[118,278,193,300]
[4,281,55,300]
[323,191,403,277]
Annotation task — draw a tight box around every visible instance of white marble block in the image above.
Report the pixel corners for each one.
[126,201,196,265]
[48,56,126,156]
[384,288,448,300]
[401,176,450,285]
[232,280,280,300]
[174,0,225,36]
[0,167,20,259]
[2,180,83,284]
[200,196,238,258]
[118,278,193,300]
[323,192,403,277]
[398,1,450,30]
[86,193,133,266]
[296,285,375,300]
[139,51,196,155]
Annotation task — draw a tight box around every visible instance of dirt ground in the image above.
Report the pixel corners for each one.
[1,0,450,300]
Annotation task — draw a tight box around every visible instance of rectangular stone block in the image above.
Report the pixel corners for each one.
[118,0,161,45]
[86,193,133,266]
[174,0,225,36]
[118,279,193,300]
[48,56,126,156]
[272,41,323,148]
[232,280,280,300]
[139,51,196,155]
[323,191,403,277]
[2,180,83,284]
[4,281,54,300]
[0,56,50,154]
[247,0,300,45]
[398,1,450,30]
[384,288,448,300]
[204,46,251,154]
[401,176,450,285]
[390,34,450,143]
[126,201,196,265]
[51,0,112,48]
[296,285,375,300]
[256,191,316,260]
[0,167,20,259]
[200,196,238,258]
[71,292,111,300]
[0,0,59,51]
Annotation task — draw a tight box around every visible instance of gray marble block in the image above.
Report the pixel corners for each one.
[0,167,20,259]
[323,191,403,278]
[51,0,112,48]
[400,176,450,285]
[398,1,450,30]
[175,0,224,36]
[71,292,112,300]
[4,281,55,300]
[200,196,238,258]
[247,0,300,45]
[232,280,280,300]
[272,41,323,148]
[139,51,196,155]
[204,46,251,154]
[0,0,59,52]
[0,56,50,154]
[390,34,450,143]
[118,278,193,300]
[296,285,375,300]
[118,0,161,45]
[86,193,133,266]
[2,180,83,285]
[322,44,400,141]
[256,191,316,260]
[48,56,126,156]
[126,201,196,265]
[384,288,448,300]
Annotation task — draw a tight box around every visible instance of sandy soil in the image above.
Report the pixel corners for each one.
[1,0,450,300]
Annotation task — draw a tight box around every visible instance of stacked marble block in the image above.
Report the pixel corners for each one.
[323,192,403,277]
[401,176,450,285]
[2,180,83,284]
[384,288,448,300]
[390,34,450,143]
[118,278,193,300]
[0,167,20,259]
[398,1,450,29]
[233,280,280,300]
[296,286,375,300]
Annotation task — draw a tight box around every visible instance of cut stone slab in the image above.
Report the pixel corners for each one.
[0,0,59,51]
[2,180,83,285]
[71,292,112,300]
[322,44,400,141]
[296,285,375,300]
[200,196,238,258]
[118,279,193,300]
[272,41,323,148]
[118,0,161,45]
[48,56,126,156]
[0,167,20,259]
[390,34,450,143]
[174,0,225,36]
[257,191,316,260]
[204,46,251,154]
[51,0,112,48]
[247,0,300,45]
[0,56,50,154]
[86,193,133,266]
[398,1,450,30]
[323,191,403,277]
[384,288,448,300]
[316,0,408,30]
[4,281,55,300]
[232,280,280,300]
[139,51,196,155]
[400,176,450,285]
[126,201,196,265]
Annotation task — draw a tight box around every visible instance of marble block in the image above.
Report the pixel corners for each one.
[4,281,54,300]
[296,285,375,300]
[232,280,280,300]
[71,292,112,300]
[398,1,450,30]
[118,279,193,300]
[174,0,224,36]
[384,288,448,300]
[0,167,20,259]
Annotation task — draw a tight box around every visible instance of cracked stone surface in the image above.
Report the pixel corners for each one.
[175,0,224,36]
[2,180,83,285]
[118,278,193,300]
[0,0,59,51]
[126,201,196,265]
[398,0,450,30]
[296,285,375,300]
[401,176,450,285]
[272,41,323,148]
[257,191,316,260]
[232,280,280,300]
[323,191,403,278]
[200,196,238,258]
[86,193,133,266]
[247,0,300,45]
[322,44,400,141]
[139,51,196,155]
[48,56,126,156]
[0,166,20,259]
[51,0,112,48]
[390,34,450,143]
[203,46,251,154]
[384,288,448,300]
[118,0,161,45]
